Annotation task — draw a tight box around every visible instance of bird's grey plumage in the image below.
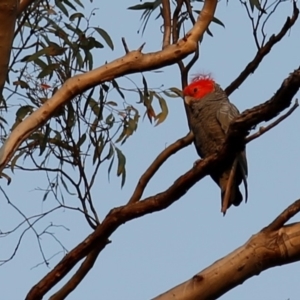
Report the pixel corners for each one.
[187,84,248,210]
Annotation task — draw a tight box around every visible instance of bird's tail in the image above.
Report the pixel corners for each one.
[220,159,243,215]
[221,185,243,208]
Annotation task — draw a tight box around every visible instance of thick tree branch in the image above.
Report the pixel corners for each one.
[0,0,18,95]
[25,67,300,300]
[225,1,299,96]
[0,0,218,177]
[153,199,300,300]
[133,69,299,210]
[162,0,171,49]
[128,131,194,204]
[228,68,300,136]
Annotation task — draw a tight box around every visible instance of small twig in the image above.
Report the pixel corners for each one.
[121,37,130,54]
[225,1,299,96]
[263,199,300,232]
[180,0,199,84]
[162,0,172,49]
[246,99,299,143]
[128,131,194,204]
[178,1,199,89]
[137,42,146,52]
[252,0,268,50]
[184,0,196,25]
[184,44,199,78]
[261,0,287,46]
[172,0,184,44]
[240,0,260,49]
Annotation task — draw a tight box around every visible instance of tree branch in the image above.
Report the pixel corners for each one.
[162,0,171,49]
[128,0,200,205]
[49,240,110,300]
[128,131,194,204]
[121,37,130,54]
[17,0,37,16]
[25,66,300,300]
[246,99,299,143]
[0,0,18,95]
[225,1,299,96]
[263,199,300,232]
[153,199,300,300]
[172,0,184,44]
[0,0,218,177]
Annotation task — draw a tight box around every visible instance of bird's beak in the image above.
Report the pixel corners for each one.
[184,96,192,106]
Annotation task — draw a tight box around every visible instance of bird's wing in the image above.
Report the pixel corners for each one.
[216,101,248,201]
[216,101,239,132]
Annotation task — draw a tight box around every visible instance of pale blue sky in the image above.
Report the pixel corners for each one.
[1,1,300,299]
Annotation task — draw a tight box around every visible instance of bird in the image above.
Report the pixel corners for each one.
[183,74,248,214]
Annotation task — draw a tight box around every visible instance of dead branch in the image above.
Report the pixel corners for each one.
[128,131,194,204]
[0,0,218,178]
[228,68,300,136]
[162,0,171,49]
[121,37,130,54]
[225,1,299,96]
[25,67,300,300]
[153,198,300,300]
[246,99,299,143]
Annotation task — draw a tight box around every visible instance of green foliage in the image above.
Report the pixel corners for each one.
[3,0,199,195]
[128,0,162,34]
[249,0,266,13]
[128,0,265,37]
[3,0,268,195]
[94,28,114,50]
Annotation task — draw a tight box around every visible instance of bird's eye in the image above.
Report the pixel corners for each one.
[193,88,198,93]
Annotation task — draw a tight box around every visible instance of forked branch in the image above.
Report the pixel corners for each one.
[128,131,194,204]
[153,198,300,300]
[0,0,218,177]
[246,99,299,143]
[225,1,299,96]
[136,0,299,201]
[26,67,300,300]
